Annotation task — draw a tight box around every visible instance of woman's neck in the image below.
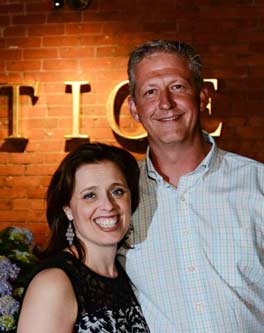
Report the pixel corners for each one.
[84,245,118,278]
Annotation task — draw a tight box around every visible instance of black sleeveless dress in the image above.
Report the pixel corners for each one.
[31,251,150,333]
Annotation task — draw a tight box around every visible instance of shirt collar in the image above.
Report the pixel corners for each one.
[145,146,162,181]
[199,131,217,171]
[145,131,218,179]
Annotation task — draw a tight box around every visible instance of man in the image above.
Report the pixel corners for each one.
[125,40,264,332]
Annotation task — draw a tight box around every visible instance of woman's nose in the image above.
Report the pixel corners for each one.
[100,193,116,210]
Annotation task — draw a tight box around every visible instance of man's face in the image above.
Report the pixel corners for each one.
[129,52,208,147]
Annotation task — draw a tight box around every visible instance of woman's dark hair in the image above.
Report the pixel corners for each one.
[41,142,140,262]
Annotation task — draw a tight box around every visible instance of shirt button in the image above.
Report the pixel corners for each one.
[187,265,196,272]
[196,302,204,312]
[180,196,185,202]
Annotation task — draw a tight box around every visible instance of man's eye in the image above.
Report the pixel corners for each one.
[171,84,184,91]
[83,192,95,199]
[144,89,156,96]
[172,84,183,90]
[112,188,125,197]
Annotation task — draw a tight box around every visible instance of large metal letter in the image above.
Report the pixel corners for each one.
[0,82,39,139]
[64,81,89,139]
[204,79,222,137]
[106,80,146,140]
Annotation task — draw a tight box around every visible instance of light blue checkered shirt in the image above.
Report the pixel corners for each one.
[125,133,264,332]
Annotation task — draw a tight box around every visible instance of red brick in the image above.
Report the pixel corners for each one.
[0,38,4,48]
[13,198,29,210]
[59,47,95,58]
[47,12,82,24]
[23,128,46,140]
[26,207,46,220]
[65,22,103,35]
[44,152,66,164]
[38,83,64,94]
[248,116,264,127]
[6,60,41,71]
[30,198,45,210]
[4,175,46,188]
[13,14,46,25]
[3,26,27,37]
[28,24,65,36]
[44,93,70,105]
[235,126,264,139]
[0,49,22,60]
[79,35,115,46]
[0,187,27,199]
[26,2,51,12]
[23,48,58,59]
[46,106,72,117]
[0,4,24,14]
[23,222,49,236]
[6,37,41,48]
[0,73,22,83]
[7,153,44,164]
[43,59,79,70]
[43,36,81,48]
[0,165,25,176]
[27,185,48,199]
[25,164,55,176]
[27,140,65,153]
[24,71,81,82]
[0,15,10,26]
[0,199,12,210]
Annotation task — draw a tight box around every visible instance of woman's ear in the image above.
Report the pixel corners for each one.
[63,206,73,220]
[199,87,209,112]
[128,95,141,123]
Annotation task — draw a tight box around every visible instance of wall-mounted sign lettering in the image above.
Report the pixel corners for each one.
[204,79,222,137]
[64,81,89,139]
[0,82,39,139]
[0,78,221,143]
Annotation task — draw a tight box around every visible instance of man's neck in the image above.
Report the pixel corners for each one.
[149,138,211,187]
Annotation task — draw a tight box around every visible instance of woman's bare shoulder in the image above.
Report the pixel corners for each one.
[17,267,77,333]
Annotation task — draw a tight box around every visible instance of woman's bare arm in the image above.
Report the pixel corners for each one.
[17,268,77,333]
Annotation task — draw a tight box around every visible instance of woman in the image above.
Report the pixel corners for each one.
[17,143,150,333]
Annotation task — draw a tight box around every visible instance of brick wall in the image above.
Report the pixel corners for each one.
[0,0,264,245]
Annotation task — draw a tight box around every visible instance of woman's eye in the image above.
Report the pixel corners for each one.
[83,192,95,200]
[112,188,125,197]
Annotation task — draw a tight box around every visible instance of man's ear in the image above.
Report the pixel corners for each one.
[199,87,209,112]
[128,95,141,123]
[63,206,73,220]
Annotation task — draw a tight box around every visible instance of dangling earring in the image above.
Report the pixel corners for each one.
[128,221,135,248]
[128,222,134,235]
[66,220,75,246]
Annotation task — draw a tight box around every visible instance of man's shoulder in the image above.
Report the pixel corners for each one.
[137,158,148,180]
[218,148,264,168]
[216,148,264,178]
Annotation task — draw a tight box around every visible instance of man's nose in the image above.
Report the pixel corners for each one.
[159,89,175,110]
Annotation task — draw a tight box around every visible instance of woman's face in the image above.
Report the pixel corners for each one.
[64,161,131,252]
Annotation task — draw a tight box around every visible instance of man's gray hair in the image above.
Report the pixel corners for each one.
[127,40,203,99]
